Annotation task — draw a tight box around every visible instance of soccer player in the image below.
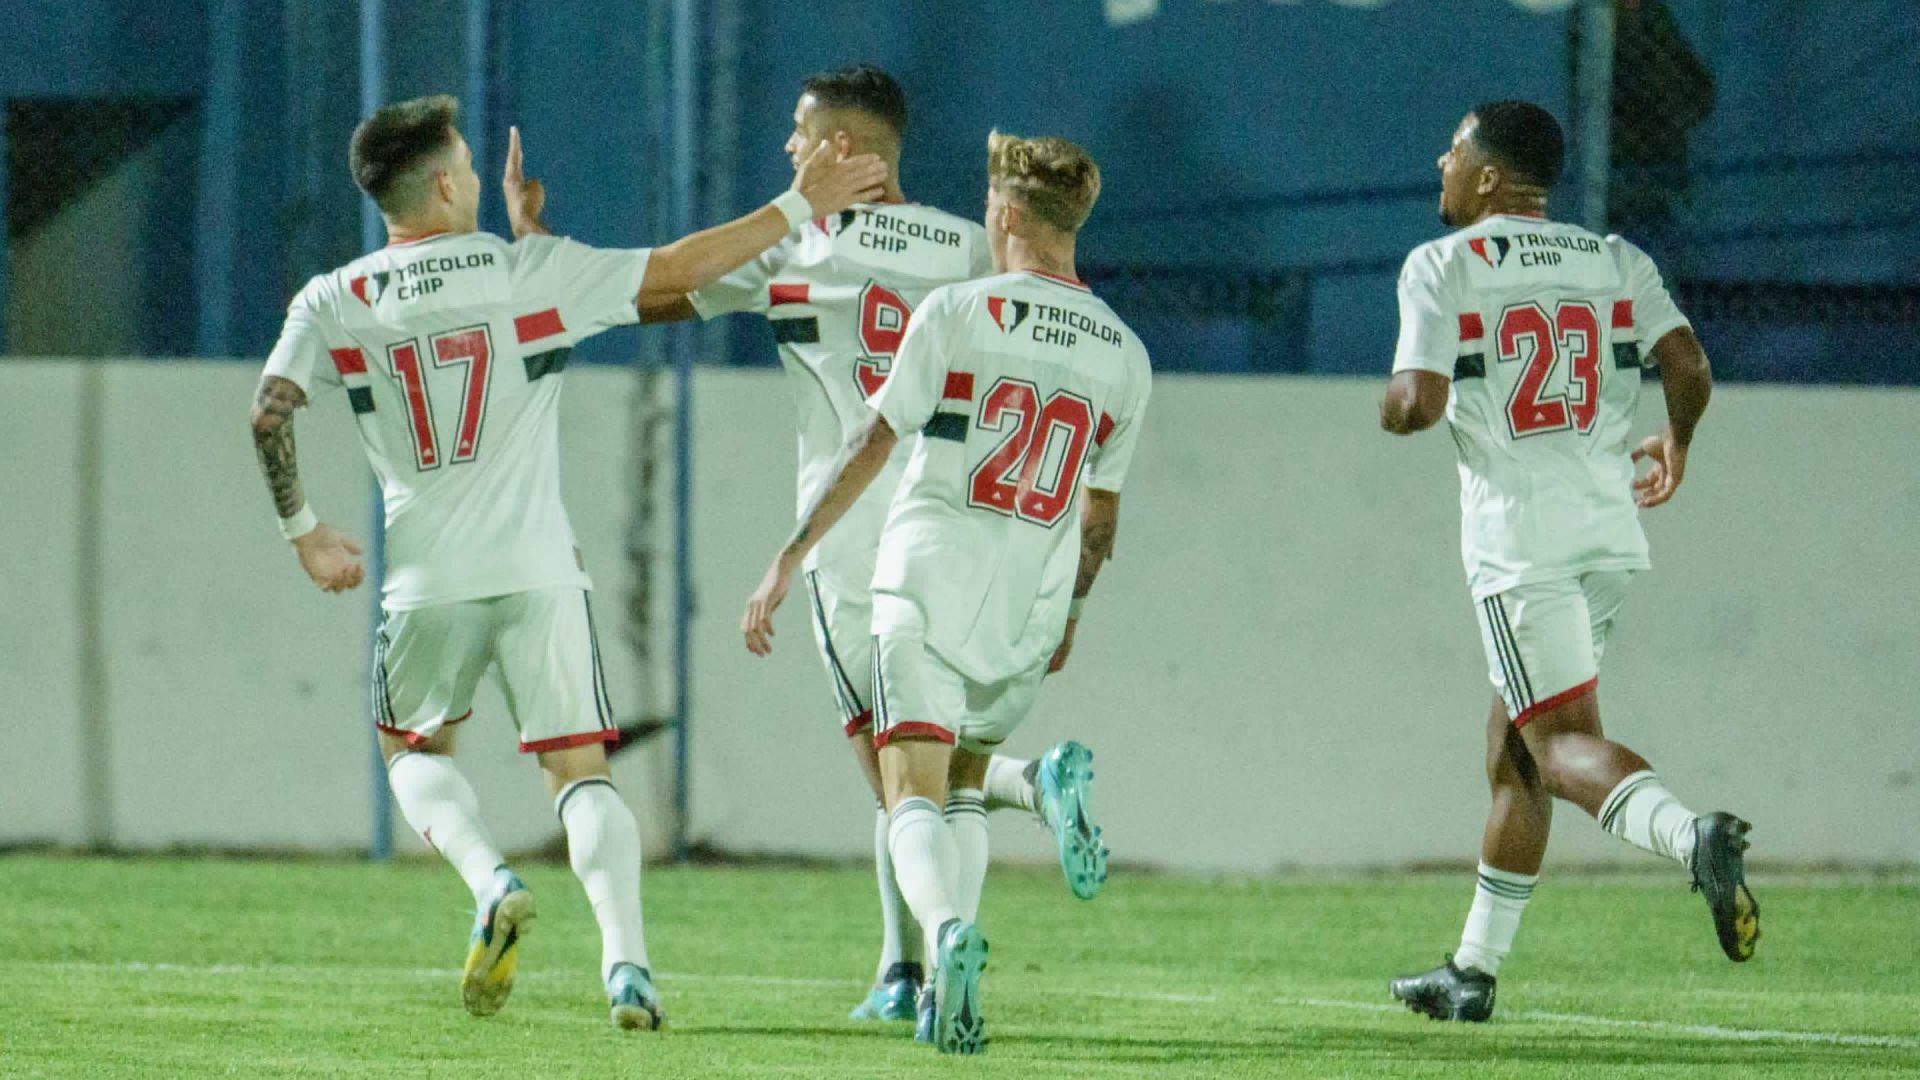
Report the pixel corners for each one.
[634,65,1109,1022]
[248,94,885,1029]
[1379,101,1758,1022]
[740,131,1150,1054]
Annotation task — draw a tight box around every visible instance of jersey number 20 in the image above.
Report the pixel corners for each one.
[386,325,494,470]
[968,377,1095,527]
[854,282,911,398]
[1498,300,1601,439]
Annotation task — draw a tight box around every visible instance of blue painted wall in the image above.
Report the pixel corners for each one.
[5,0,1914,377]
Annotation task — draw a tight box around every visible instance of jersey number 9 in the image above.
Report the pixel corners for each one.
[854,282,912,399]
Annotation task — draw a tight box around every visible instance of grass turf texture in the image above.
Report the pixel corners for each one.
[4,856,1915,1078]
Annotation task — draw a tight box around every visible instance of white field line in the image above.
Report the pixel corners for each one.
[1273,996,1917,1050]
[27,961,1919,1051]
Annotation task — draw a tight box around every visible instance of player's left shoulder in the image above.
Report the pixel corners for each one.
[293,266,351,323]
[1600,231,1660,273]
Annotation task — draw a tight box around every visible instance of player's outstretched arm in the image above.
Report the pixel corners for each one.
[741,412,900,656]
[1049,489,1121,674]
[1632,326,1712,509]
[250,375,364,594]
[1379,370,1450,434]
[638,142,886,310]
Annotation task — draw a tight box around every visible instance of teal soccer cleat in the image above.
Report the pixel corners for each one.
[849,962,922,1021]
[461,867,534,1017]
[913,984,936,1043]
[932,919,989,1055]
[1037,741,1109,900]
[607,961,665,1031]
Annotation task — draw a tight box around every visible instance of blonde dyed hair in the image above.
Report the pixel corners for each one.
[986,130,1101,232]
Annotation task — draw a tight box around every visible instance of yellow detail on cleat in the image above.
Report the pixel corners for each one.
[1731,887,1760,961]
[462,888,534,1017]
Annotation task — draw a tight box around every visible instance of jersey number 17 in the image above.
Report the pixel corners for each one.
[386,325,495,470]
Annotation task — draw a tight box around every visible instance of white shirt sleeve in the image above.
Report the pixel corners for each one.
[1391,243,1458,377]
[511,234,651,341]
[870,288,954,436]
[1085,345,1152,493]
[262,278,341,396]
[688,243,786,320]
[1611,236,1691,359]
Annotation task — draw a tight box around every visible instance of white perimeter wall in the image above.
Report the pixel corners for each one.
[3,360,1916,870]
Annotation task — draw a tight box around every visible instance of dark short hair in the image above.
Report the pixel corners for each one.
[350,94,459,213]
[1469,100,1565,187]
[800,64,907,137]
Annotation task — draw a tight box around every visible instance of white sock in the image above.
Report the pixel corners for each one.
[1453,862,1537,976]
[982,756,1039,815]
[945,788,989,922]
[556,779,651,979]
[1598,770,1699,866]
[871,804,923,982]
[885,797,960,948]
[387,752,504,902]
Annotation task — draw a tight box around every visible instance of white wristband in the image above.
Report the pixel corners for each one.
[279,504,319,542]
[772,189,814,232]
[1068,595,1087,621]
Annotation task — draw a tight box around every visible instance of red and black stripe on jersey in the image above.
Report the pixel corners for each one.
[921,372,976,442]
[1610,300,1642,368]
[1454,313,1486,381]
[515,307,570,381]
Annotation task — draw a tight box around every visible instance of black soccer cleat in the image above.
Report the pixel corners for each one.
[1390,956,1496,1022]
[1690,811,1760,962]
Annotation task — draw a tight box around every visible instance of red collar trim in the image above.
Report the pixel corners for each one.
[1023,268,1090,291]
[386,230,451,248]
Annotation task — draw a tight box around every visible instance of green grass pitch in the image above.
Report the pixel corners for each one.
[4,855,1915,1077]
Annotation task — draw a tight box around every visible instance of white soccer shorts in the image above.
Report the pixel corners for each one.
[1475,571,1634,727]
[373,587,617,753]
[870,631,1047,754]
[804,565,878,737]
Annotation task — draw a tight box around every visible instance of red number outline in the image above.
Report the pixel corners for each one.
[430,324,493,464]
[385,325,496,471]
[854,281,912,398]
[1499,300,1603,439]
[968,378,1040,516]
[387,339,441,470]
[1015,392,1096,525]
[966,378,1096,528]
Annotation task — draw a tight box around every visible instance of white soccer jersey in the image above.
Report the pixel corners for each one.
[1392,214,1691,599]
[263,231,651,610]
[869,270,1153,681]
[690,202,992,573]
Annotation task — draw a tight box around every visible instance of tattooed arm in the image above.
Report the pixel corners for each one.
[251,375,365,593]
[251,376,308,517]
[741,413,900,656]
[1049,488,1120,673]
